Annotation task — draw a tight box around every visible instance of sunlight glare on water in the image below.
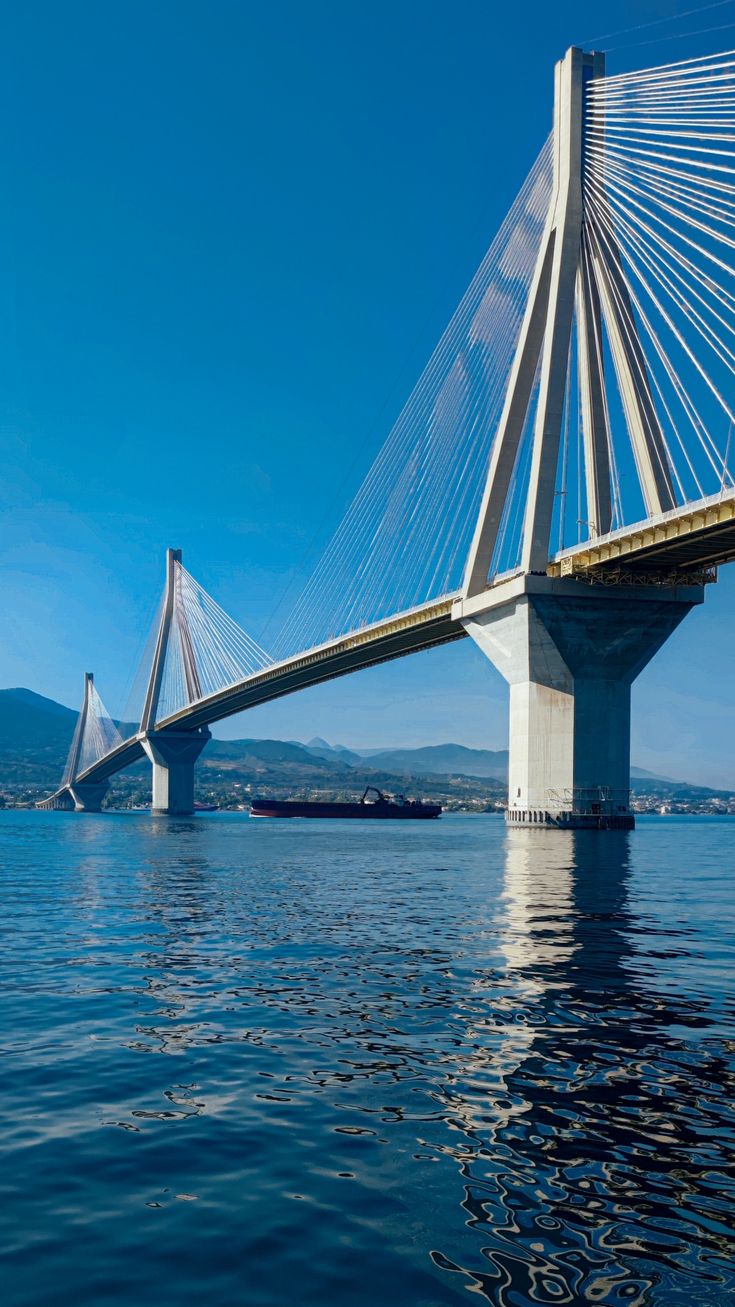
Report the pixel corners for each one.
[0,812,733,1306]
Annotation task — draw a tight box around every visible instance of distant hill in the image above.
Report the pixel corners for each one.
[0,690,502,805]
[0,688,136,789]
[4,688,75,721]
[303,737,364,766]
[196,736,494,805]
[207,737,337,768]
[299,739,681,786]
[0,688,78,787]
[629,765,676,781]
[348,742,509,778]
[297,740,735,799]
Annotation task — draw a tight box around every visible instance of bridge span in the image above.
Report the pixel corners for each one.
[42,44,735,828]
[41,592,465,809]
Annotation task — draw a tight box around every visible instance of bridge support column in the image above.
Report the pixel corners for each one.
[69,780,110,813]
[458,577,703,829]
[142,730,211,815]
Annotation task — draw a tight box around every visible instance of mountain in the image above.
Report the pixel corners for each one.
[0,689,505,807]
[305,737,364,766]
[300,740,680,786]
[5,687,76,720]
[346,742,510,779]
[630,765,676,781]
[0,688,136,790]
[195,738,495,806]
[0,688,77,739]
[0,688,79,787]
[207,737,336,767]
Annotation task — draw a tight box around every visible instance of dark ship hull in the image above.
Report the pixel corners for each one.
[250,790,441,820]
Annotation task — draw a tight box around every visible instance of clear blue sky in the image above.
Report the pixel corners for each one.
[2,0,734,786]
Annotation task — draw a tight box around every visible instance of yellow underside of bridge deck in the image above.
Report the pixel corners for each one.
[548,490,735,581]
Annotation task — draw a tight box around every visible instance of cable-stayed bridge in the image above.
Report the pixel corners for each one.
[42,45,735,827]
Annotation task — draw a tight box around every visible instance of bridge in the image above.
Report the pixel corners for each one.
[42,44,735,828]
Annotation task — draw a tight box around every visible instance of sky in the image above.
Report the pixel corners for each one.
[2,0,735,786]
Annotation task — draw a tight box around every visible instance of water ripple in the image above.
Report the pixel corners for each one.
[0,812,733,1305]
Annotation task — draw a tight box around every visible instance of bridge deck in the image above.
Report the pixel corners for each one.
[549,488,735,580]
[42,595,465,801]
[158,594,464,733]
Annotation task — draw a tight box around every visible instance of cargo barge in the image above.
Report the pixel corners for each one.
[250,786,441,820]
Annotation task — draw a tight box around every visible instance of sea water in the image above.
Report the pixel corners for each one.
[1,811,733,1306]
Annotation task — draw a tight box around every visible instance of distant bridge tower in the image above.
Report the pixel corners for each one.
[61,671,122,812]
[140,547,211,815]
[453,47,704,829]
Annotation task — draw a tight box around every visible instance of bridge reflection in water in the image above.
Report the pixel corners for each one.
[9,813,733,1303]
[429,829,735,1305]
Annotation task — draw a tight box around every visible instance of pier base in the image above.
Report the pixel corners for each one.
[460,577,703,829]
[69,780,110,812]
[142,730,211,815]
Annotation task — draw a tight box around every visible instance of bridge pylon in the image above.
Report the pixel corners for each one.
[454,47,705,829]
[68,673,110,812]
[140,548,211,815]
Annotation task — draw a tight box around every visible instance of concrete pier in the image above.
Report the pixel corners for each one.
[459,576,703,828]
[69,780,110,813]
[142,730,211,815]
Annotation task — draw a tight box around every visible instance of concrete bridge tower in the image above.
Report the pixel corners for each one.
[453,48,704,829]
[140,548,211,815]
[67,672,112,812]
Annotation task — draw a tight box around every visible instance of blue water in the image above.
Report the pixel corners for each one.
[1,811,734,1306]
